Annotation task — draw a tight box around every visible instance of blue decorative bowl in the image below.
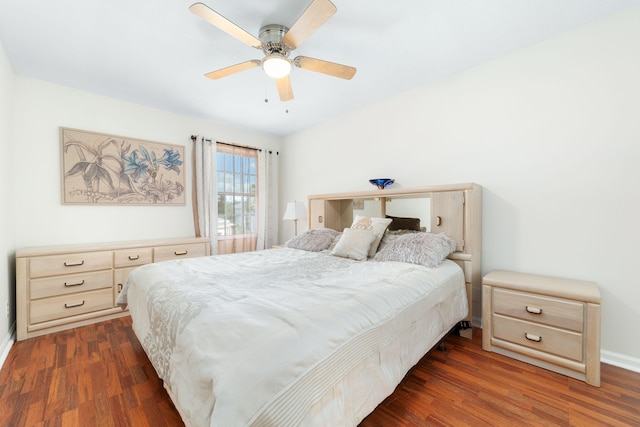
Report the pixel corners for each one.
[369,178,395,190]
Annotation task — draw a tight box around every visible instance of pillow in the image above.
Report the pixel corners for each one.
[285,228,342,252]
[327,232,343,252]
[373,232,457,268]
[376,229,420,252]
[350,215,393,257]
[386,229,421,236]
[385,215,421,231]
[331,228,378,261]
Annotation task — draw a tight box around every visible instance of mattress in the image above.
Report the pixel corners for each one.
[117,248,467,427]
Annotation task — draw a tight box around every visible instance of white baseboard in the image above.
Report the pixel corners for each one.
[601,350,640,373]
[0,322,15,371]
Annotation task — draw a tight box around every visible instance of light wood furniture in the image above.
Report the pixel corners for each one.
[16,237,210,341]
[482,270,601,386]
[308,183,482,338]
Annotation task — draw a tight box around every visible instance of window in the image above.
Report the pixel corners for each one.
[216,143,258,253]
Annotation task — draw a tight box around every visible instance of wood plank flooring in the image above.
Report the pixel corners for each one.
[0,317,638,426]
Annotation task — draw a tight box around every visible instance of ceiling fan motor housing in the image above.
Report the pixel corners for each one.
[259,24,291,56]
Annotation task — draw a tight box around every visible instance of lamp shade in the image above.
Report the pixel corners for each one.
[262,54,292,79]
[283,201,307,221]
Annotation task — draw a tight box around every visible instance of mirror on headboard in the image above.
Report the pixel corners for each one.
[351,198,380,218]
[352,196,431,232]
[383,196,431,232]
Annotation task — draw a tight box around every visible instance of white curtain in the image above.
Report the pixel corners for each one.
[257,149,279,249]
[192,136,218,255]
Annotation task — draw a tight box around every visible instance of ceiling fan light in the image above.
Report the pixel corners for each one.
[262,54,292,79]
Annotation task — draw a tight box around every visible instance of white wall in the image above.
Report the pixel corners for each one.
[0,40,16,363]
[12,77,280,246]
[280,7,640,367]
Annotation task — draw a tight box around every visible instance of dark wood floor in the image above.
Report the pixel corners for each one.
[1,317,638,426]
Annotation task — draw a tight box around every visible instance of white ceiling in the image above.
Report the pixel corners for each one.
[1,0,639,136]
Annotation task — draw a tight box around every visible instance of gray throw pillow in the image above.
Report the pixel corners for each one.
[373,232,456,268]
[285,228,342,252]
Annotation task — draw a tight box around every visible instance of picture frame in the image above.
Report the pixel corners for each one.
[60,127,185,205]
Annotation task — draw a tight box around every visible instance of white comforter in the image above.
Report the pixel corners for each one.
[117,248,467,427]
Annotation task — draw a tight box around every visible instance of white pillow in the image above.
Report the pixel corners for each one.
[351,215,393,257]
[331,228,377,261]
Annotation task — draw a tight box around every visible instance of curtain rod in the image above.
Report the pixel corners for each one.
[190,135,279,155]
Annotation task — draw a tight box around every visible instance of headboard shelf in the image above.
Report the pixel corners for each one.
[308,182,482,337]
[308,182,478,200]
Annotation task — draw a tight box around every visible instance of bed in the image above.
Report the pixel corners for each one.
[117,184,482,426]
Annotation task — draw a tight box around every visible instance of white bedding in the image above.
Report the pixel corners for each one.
[117,248,467,427]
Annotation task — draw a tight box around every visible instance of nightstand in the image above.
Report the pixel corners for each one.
[482,270,601,386]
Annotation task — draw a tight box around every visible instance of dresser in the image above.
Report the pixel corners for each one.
[16,237,210,341]
[482,270,601,386]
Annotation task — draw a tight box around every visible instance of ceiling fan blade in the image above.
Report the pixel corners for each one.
[294,56,356,80]
[205,60,261,80]
[276,76,294,101]
[282,0,337,49]
[190,3,262,48]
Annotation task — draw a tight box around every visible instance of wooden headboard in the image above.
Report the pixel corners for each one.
[308,183,482,338]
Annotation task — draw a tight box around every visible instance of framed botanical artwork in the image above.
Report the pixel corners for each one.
[61,127,185,205]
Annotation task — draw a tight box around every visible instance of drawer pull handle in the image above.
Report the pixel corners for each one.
[118,283,123,292]
[64,260,85,267]
[64,300,85,308]
[436,216,442,226]
[128,255,140,260]
[525,333,542,343]
[64,280,85,287]
[174,250,188,256]
[525,306,543,315]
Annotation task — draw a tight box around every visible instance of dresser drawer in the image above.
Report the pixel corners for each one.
[29,251,113,278]
[114,248,153,268]
[493,314,583,362]
[154,242,207,262]
[30,270,112,300]
[114,267,137,295]
[29,288,114,324]
[493,288,584,332]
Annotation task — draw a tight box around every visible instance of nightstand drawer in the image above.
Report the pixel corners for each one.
[29,288,113,324]
[493,314,583,362]
[30,270,112,300]
[493,288,584,332]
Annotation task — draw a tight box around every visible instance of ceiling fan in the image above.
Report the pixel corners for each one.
[189,0,356,102]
